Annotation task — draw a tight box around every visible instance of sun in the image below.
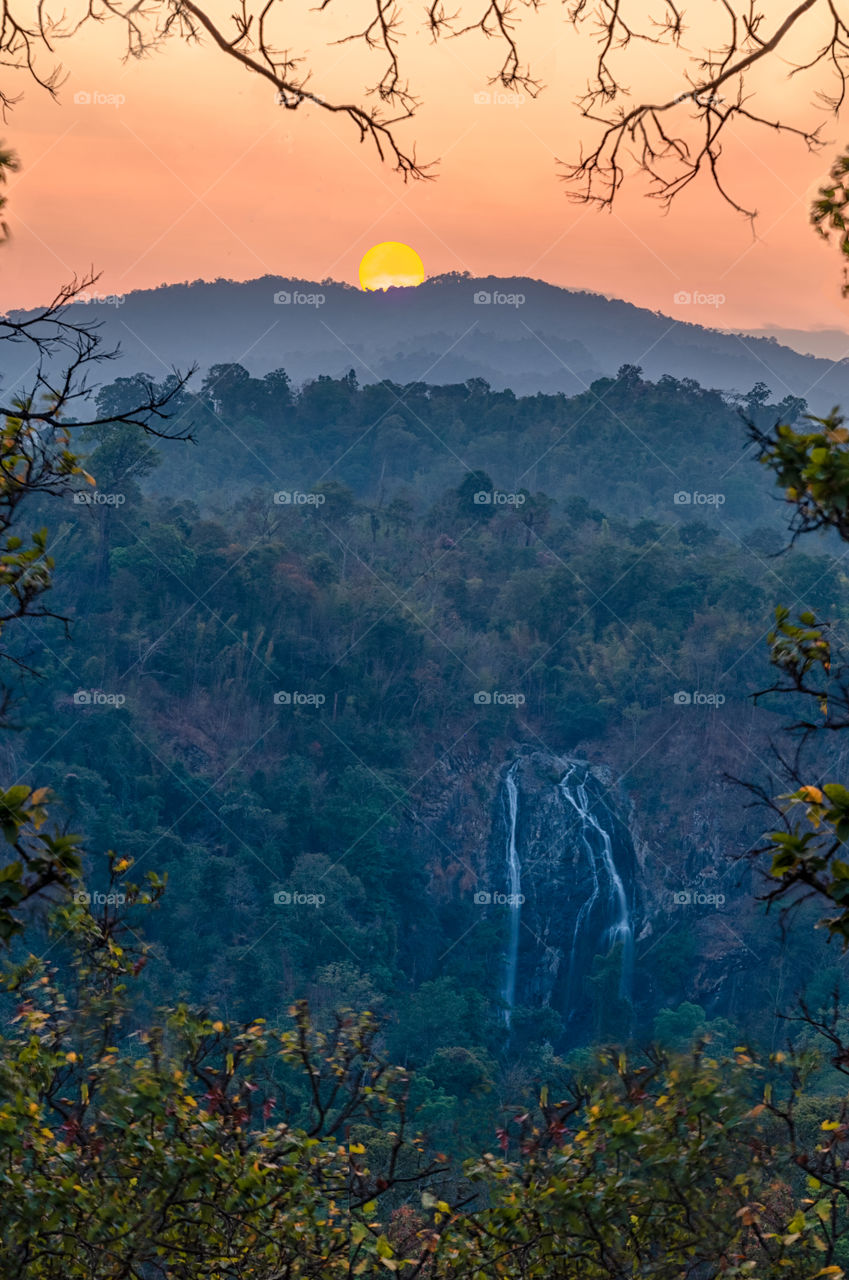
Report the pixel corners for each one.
[359,241,424,291]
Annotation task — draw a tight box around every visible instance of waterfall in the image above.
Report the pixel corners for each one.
[491,755,635,1030]
[560,764,634,1013]
[502,762,521,1025]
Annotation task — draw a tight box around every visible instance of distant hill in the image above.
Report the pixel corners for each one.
[727,325,849,363]
[5,273,849,406]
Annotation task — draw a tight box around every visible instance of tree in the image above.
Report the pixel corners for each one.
[0,169,195,942]
[0,870,445,1278]
[0,142,18,239]
[0,783,83,943]
[741,409,849,942]
[709,409,849,1278]
[426,1042,843,1279]
[455,470,496,521]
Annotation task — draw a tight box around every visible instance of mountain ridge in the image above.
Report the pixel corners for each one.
[5,273,849,406]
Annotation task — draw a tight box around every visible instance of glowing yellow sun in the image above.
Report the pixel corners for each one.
[359,241,424,291]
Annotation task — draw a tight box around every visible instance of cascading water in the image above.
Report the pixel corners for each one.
[502,762,521,1026]
[489,753,636,1030]
[560,764,634,1014]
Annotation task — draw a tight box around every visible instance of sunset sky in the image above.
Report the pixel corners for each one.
[4,0,849,335]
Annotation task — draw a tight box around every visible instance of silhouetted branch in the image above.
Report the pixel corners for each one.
[3,0,843,208]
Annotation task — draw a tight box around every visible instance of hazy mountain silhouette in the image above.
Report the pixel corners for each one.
[5,273,849,407]
[730,326,849,363]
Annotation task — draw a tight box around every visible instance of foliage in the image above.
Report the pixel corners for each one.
[0,782,82,943]
[813,151,849,298]
[430,1046,815,1279]
[6,881,849,1278]
[745,409,849,944]
[0,881,441,1278]
[0,248,192,945]
[0,142,19,241]
[750,408,849,541]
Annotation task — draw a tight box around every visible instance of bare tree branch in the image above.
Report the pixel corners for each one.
[0,0,846,211]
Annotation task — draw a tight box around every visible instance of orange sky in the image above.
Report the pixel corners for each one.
[3,0,849,334]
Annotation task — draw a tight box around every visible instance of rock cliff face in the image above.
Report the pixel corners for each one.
[408,730,765,1042]
[485,754,639,1032]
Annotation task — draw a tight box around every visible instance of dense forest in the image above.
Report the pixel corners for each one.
[137,359,806,527]
[6,353,849,1275]
[1,366,842,1115]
